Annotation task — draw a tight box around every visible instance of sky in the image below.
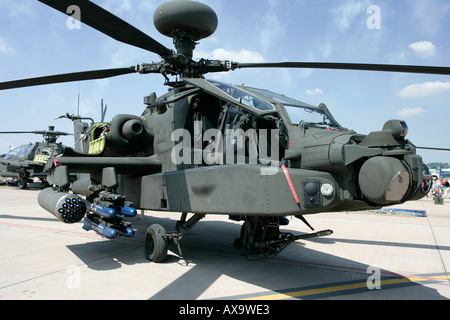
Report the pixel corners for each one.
[1,0,450,164]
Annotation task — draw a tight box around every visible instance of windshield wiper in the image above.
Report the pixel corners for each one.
[301,121,340,129]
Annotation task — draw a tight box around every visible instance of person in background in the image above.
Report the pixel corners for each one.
[445,179,450,198]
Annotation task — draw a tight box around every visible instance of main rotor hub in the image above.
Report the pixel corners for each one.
[153,0,218,58]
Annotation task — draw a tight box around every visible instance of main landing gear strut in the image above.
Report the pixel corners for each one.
[232,216,333,257]
[144,213,332,262]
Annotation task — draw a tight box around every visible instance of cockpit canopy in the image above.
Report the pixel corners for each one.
[3,144,33,160]
[208,79,341,129]
[208,80,274,111]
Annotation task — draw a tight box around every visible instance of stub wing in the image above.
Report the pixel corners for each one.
[50,148,161,174]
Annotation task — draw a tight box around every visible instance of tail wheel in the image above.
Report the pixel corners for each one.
[145,224,168,263]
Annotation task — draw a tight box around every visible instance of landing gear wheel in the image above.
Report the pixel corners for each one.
[17,179,28,189]
[145,224,168,263]
[232,222,246,249]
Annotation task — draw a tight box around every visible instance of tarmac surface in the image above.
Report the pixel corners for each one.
[1,184,450,301]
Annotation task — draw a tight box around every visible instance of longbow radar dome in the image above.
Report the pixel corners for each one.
[153,0,218,40]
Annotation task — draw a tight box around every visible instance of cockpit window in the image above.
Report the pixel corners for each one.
[283,105,339,127]
[18,144,33,157]
[245,87,317,108]
[208,80,274,111]
[244,86,340,128]
[208,80,340,129]
[4,147,19,160]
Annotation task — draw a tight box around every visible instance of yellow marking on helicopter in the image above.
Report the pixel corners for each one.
[32,154,50,164]
[88,136,106,154]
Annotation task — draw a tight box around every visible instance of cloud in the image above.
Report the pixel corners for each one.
[306,88,323,95]
[194,48,265,63]
[330,1,367,32]
[412,0,450,37]
[0,37,14,55]
[397,107,426,117]
[0,39,7,53]
[397,81,450,98]
[101,0,133,14]
[321,44,333,58]
[0,2,34,17]
[257,3,285,55]
[408,41,436,58]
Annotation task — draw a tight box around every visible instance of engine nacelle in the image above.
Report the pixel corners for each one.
[109,114,153,150]
[38,188,87,223]
[122,118,146,141]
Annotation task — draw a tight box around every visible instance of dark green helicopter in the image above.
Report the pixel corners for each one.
[0,126,71,189]
[1,0,450,262]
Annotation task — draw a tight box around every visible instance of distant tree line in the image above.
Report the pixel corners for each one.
[427,162,450,169]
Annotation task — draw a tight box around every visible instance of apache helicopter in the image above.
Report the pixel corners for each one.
[0,126,71,189]
[1,0,450,262]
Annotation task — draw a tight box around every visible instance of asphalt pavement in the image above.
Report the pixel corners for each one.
[1,185,449,301]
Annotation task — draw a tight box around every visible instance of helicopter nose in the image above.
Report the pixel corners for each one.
[358,156,411,204]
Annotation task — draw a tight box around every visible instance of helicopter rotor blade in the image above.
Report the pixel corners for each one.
[0,131,36,134]
[416,147,450,152]
[33,131,73,136]
[38,0,173,58]
[0,67,137,90]
[235,62,450,76]
[0,131,72,136]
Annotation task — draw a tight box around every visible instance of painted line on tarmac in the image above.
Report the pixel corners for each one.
[232,273,450,300]
[0,221,142,243]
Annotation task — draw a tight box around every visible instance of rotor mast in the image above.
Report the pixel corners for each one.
[173,31,197,60]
